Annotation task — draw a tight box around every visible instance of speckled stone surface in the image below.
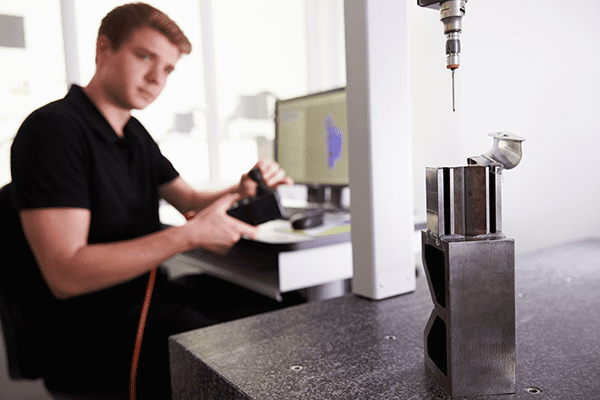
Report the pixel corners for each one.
[169,238,600,399]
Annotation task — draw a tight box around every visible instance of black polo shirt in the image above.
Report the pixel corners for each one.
[8,85,186,390]
[10,83,182,306]
[11,84,179,243]
[11,86,180,311]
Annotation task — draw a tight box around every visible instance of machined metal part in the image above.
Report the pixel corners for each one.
[417,0,467,69]
[426,165,503,239]
[422,232,516,397]
[422,132,523,397]
[440,1,466,34]
[417,0,466,110]
[444,32,461,69]
[441,1,465,69]
[468,132,526,171]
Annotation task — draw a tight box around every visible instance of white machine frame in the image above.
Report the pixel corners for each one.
[344,0,416,299]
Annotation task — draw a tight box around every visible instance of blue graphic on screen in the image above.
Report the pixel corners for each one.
[324,115,343,171]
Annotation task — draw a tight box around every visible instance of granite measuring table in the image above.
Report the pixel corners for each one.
[169,238,600,399]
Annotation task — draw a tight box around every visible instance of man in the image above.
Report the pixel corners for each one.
[8,3,297,397]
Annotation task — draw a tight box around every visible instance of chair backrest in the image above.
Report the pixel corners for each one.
[0,183,43,380]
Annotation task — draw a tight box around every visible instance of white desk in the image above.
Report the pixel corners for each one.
[164,208,425,301]
[164,216,353,301]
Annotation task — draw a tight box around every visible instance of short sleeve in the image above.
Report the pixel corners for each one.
[11,109,91,210]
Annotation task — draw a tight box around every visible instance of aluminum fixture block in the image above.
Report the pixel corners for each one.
[426,165,503,239]
[422,232,516,397]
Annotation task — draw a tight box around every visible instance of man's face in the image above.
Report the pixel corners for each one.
[97,26,181,111]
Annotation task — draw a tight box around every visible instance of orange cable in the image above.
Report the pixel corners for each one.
[129,267,157,400]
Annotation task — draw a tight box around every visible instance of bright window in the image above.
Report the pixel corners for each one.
[0,0,67,187]
[3,1,346,192]
[72,0,311,188]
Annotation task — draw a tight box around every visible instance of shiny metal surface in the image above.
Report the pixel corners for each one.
[422,232,516,397]
[418,0,467,110]
[418,0,467,69]
[468,132,526,171]
[441,1,467,70]
[440,1,466,32]
[422,133,523,396]
[426,165,503,239]
[426,133,525,240]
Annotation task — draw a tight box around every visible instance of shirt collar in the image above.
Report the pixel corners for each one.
[64,85,140,145]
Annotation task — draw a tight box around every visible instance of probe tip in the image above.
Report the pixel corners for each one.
[451,69,456,112]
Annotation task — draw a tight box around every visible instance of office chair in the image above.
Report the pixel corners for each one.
[0,183,44,382]
[0,184,128,400]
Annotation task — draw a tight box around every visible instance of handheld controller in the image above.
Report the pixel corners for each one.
[226,168,287,225]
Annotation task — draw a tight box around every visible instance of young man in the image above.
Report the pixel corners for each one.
[8,3,297,397]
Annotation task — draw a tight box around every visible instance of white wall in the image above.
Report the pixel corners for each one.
[0,0,67,189]
[410,0,600,254]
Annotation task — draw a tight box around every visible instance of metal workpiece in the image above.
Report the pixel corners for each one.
[426,132,525,240]
[422,132,523,397]
[422,232,516,397]
[426,165,504,239]
[468,132,526,171]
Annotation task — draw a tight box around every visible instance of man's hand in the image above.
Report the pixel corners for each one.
[238,160,293,199]
[184,193,258,255]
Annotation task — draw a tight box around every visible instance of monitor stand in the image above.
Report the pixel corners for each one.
[306,184,348,213]
[307,185,327,205]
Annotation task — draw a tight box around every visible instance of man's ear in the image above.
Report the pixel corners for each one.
[95,35,111,65]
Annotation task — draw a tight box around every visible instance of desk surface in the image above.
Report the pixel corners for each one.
[239,213,351,252]
[166,215,353,301]
[170,238,600,399]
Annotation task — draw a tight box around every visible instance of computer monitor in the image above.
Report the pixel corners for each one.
[274,87,348,210]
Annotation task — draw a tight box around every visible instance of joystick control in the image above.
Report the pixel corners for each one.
[226,168,287,225]
[249,168,270,197]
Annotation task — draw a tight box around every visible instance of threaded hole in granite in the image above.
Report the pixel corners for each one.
[427,316,448,376]
[525,387,542,394]
[424,244,446,308]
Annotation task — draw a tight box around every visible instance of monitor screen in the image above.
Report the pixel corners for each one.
[275,88,348,186]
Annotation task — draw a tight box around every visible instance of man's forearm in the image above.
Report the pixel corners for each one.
[186,183,241,213]
[51,225,194,299]
[160,176,242,215]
